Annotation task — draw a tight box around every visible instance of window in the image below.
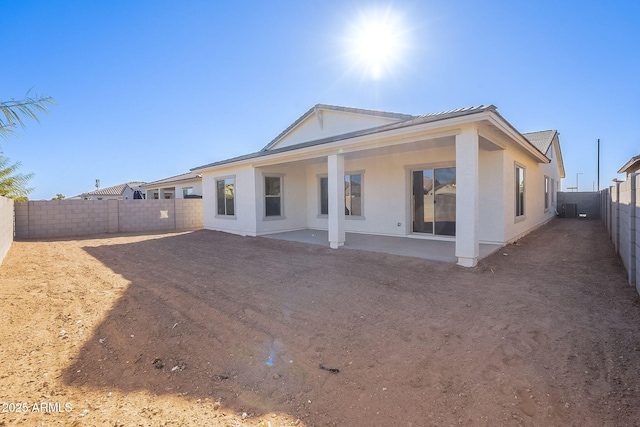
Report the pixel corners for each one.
[544,176,550,210]
[515,166,525,217]
[345,173,362,216]
[319,176,329,215]
[265,175,283,217]
[216,177,235,216]
[319,173,363,217]
[551,178,555,205]
[183,187,193,197]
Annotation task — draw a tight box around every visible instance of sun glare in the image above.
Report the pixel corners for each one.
[346,8,407,80]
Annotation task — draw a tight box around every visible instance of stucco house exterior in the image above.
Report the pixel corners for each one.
[618,154,640,178]
[77,181,145,200]
[192,104,565,267]
[142,172,202,200]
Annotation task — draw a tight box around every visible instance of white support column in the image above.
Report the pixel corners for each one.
[455,126,480,267]
[328,154,346,248]
[158,188,165,200]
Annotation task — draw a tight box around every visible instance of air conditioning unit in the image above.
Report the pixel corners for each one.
[560,203,577,218]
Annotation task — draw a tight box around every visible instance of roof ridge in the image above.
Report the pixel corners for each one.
[143,171,200,186]
[261,103,415,151]
[522,129,556,135]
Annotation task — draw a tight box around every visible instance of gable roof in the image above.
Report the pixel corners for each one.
[81,181,145,197]
[261,103,415,151]
[193,105,498,171]
[141,172,201,188]
[618,154,640,174]
[522,129,566,178]
[522,130,556,154]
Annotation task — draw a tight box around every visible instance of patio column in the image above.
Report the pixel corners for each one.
[455,125,480,267]
[328,154,346,248]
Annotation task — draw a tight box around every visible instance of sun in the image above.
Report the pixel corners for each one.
[346,8,407,80]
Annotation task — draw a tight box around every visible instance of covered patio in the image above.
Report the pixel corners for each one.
[262,229,503,263]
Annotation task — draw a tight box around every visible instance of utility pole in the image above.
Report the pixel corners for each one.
[597,139,600,191]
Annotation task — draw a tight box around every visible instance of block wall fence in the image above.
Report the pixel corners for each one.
[0,196,14,265]
[601,173,640,295]
[13,198,203,239]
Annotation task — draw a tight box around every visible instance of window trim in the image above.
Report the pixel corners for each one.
[515,163,526,222]
[317,170,365,219]
[317,174,328,218]
[263,173,285,220]
[215,175,236,219]
[544,175,550,212]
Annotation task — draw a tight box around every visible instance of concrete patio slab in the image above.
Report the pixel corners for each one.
[261,229,502,263]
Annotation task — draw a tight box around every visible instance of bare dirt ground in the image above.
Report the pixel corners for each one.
[1,219,640,427]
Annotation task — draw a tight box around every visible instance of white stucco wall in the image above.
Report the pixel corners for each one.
[503,141,561,243]
[478,149,506,244]
[173,181,203,198]
[305,145,459,237]
[201,134,562,246]
[255,164,308,234]
[273,109,402,150]
[202,165,259,236]
[146,181,202,199]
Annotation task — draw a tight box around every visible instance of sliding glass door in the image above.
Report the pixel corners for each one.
[412,167,456,236]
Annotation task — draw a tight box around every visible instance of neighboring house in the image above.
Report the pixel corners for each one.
[142,172,203,200]
[191,104,565,267]
[78,182,146,200]
[617,154,640,178]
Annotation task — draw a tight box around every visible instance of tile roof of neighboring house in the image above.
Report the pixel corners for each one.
[141,172,202,188]
[261,103,416,151]
[522,130,557,154]
[193,104,498,171]
[81,181,145,197]
[618,154,640,174]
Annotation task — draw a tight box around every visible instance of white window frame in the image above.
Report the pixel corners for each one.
[317,171,365,219]
[344,171,365,219]
[263,173,285,220]
[515,163,526,222]
[544,176,550,212]
[215,175,236,219]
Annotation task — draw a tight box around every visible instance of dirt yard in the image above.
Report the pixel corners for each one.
[1,219,639,427]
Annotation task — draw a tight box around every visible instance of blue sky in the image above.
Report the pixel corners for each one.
[2,0,638,199]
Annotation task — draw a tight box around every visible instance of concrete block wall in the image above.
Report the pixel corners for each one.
[118,199,176,232]
[557,192,601,219]
[618,181,632,277]
[14,199,202,239]
[175,199,203,230]
[15,200,111,239]
[0,196,14,265]
[602,174,639,294]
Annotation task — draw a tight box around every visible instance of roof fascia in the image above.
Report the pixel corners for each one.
[485,111,550,163]
[141,177,201,189]
[194,113,498,173]
[552,133,566,178]
[617,155,640,174]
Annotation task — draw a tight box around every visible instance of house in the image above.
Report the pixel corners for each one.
[141,172,202,199]
[617,154,640,177]
[191,104,565,267]
[78,181,145,200]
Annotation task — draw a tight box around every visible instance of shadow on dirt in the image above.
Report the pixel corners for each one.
[63,230,461,424]
[59,222,640,426]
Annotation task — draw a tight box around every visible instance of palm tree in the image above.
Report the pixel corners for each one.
[0,94,54,140]
[0,154,33,201]
[0,93,54,200]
